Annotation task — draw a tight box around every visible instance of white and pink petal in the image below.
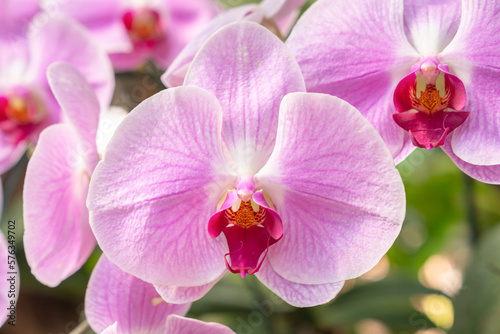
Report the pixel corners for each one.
[162,4,263,88]
[403,0,462,55]
[257,92,405,285]
[256,259,344,307]
[185,22,305,175]
[0,0,40,39]
[156,0,221,67]
[166,315,235,334]
[442,143,500,185]
[40,0,131,54]
[27,15,114,110]
[439,1,500,166]
[86,255,190,334]
[446,65,500,166]
[95,106,128,155]
[154,275,222,304]
[23,124,95,287]
[88,87,233,287]
[47,62,101,173]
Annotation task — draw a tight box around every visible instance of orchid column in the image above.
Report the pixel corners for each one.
[88,21,406,307]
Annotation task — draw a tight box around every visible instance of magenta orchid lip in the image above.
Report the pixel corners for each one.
[0,87,46,146]
[208,187,283,278]
[392,57,469,150]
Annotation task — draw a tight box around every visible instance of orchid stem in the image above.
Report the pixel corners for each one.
[464,174,479,245]
[68,320,90,334]
[244,276,274,334]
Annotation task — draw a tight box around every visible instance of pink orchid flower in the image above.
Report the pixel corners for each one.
[0,0,40,39]
[0,205,19,328]
[23,62,126,287]
[87,254,235,334]
[88,22,405,307]
[162,0,306,87]
[0,13,114,173]
[287,0,500,183]
[42,0,220,70]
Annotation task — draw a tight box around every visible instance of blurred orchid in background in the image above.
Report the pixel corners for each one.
[163,0,306,87]
[86,254,235,334]
[88,22,405,308]
[287,0,500,183]
[0,10,114,173]
[23,62,126,287]
[0,0,40,39]
[41,0,220,70]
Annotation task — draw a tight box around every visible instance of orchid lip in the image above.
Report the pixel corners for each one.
[0,88,46,144]
[208,180,283,277]
[393,57,468,149]
[122,8,164,47]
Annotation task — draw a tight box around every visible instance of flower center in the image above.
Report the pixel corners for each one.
[418,85,441,111]
[227,199,266,228]
[411,80,450,113]
[5,96,33,124]
[122,9,164,46]
[393,58,468,149]
[208,182,283,278]
[0,89,46,144]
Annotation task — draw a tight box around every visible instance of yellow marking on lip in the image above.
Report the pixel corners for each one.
[6,96,31,124]
[132,12,158,41]
[419,85,441,111]
[225,200,266,228]
[411,72,451,113]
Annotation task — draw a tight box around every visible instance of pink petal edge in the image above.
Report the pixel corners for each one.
[256,259,345,307]
[166,314,235,334]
